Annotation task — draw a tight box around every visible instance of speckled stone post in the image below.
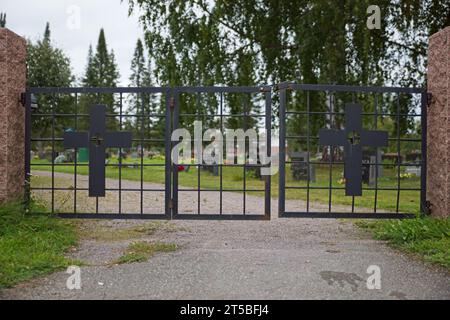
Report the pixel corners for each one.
[427,27,450,218]
[0,29,27,204]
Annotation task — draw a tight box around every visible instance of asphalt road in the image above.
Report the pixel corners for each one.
[1,216,449,300]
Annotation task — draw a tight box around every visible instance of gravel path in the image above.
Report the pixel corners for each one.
[30,171,372,215]
[1,171,448,300]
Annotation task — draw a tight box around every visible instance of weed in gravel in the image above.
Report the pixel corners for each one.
[77,221,181,242]
[115,241,177,264]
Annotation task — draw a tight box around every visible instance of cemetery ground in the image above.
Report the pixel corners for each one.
[31,156,422,214]
[0,166,448,299]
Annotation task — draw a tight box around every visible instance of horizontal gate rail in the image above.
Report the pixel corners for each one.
[278,82,426,94]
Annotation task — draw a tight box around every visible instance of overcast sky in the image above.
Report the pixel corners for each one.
[2,0,144,86]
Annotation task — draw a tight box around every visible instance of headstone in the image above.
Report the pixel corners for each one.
[211,165,219,176]
[131,151,139,159]
[118,151,127,160]
[405,166,421,177]
[54,154,66,164]
[290,152,315,182]
[64,150,75,163]
[202,164,219,176]
[362,155,377,186]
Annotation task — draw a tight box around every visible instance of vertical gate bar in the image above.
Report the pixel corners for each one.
[278,88,287,217]
[197,92,201,215]
[51,93,55,214]
[264,89,271,218]
[170,90,178,217]
[219,92,223,215]
[373,93,379,213]
[243,161,246,215]
[119,92,123,214]
[306,91,311,213]
[95,92,100,214]
[24,90,31,207]
[243,98,248,215]
[140,91,144,214]
[396,93,401,213]
[198,162,201,215]
[74,92,78,214]
[328,92,333,213]
[351,92,356,213]
[420,92,428,215]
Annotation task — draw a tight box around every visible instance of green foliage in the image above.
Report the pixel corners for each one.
[128,0,449,137]
[128,0,450,88]
[126,38,163,139]
[373,218,450,244]
[82,29,120,88]
[27,23,74,139]
[357,217,450,269]
[0,13,6,28]
[80,29,120,129]
[0,201,78,288]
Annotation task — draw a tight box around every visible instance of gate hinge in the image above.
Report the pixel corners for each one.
[427,93,432,108]
[20,92,26,107]
[422,200,432,216]
[170,97,175,109]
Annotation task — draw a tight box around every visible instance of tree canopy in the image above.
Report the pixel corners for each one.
[81,29,121,129]
[127,0,450,88]
[27,22,74,140]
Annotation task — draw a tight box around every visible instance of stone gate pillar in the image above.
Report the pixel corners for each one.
[427,26,450,218]
[0,28,27,204]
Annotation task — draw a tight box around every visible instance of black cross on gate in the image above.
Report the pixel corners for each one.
[318,103,388,196]
[63,105,132,197]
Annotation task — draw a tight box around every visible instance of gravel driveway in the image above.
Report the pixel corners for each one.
[1,171,448,300]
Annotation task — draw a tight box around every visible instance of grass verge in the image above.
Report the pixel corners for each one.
[0,201,79,289]
[115,241,178,265]
[356,217,450,270]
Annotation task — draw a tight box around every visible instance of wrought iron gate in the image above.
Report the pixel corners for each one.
[25,86,272,220]
[25,84,428,220]
[277,83,428,219]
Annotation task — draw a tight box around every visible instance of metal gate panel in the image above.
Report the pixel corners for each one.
[171,86,272,220]
[278,82,428,219]
[25,87,172,219]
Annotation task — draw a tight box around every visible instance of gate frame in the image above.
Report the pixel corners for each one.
[171,86,272,220]
[277,82,428,219]
[25,86,273,220]
[25,87,172,220]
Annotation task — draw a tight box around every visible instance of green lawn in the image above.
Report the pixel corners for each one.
[0,202,78,289]
[31,156,422,214]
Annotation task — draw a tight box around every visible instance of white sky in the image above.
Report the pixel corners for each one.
[2,0,144,86]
